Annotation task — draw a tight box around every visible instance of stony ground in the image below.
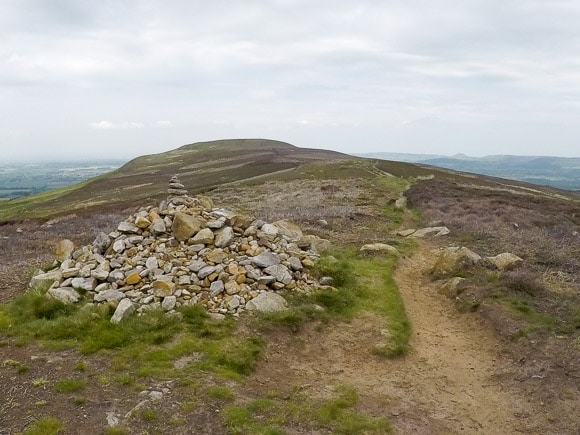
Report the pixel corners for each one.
[1,217,578,434]
[1,167,579,434]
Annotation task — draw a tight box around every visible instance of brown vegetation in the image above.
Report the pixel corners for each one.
[1,140,579,433]
[407,177,580,428]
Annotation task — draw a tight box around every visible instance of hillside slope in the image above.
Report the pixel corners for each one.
[0,139,349,221]
[0,139,578,433]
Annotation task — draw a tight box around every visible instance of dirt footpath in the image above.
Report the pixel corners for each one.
[246,243,550,434]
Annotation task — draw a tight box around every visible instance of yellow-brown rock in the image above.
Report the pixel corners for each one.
[55,239,75,262]
[152,280,175,297]
[135,216,152,229]
[172,212,205,242]
[125,272,141,285]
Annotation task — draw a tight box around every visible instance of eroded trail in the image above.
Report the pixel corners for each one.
[245,242,546,434]
[390,242,545,433]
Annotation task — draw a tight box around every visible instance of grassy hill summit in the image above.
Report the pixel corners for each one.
[0,138,578,433]
[0,139,350,221]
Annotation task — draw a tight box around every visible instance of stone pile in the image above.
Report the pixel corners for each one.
[31,176,329,321]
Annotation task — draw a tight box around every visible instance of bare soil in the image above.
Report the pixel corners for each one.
[242,242,572,434]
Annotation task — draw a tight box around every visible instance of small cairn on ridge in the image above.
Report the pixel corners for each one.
[31,176,330,322]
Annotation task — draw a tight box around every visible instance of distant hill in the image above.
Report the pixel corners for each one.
[356,153,580,191]
[0,139,350,220]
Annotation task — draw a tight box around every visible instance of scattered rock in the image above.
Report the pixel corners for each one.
[395,196,407,209]
[431,246,482,277]
[438,277,468,298]
[245,292,288,313]
[395,229,417,237]
[486,253,523,270]
[360,243,398,255]
[409,226,450,238]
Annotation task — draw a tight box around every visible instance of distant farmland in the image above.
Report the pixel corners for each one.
[0,161,123,199]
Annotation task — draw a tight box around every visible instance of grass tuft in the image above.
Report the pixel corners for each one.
[54,378,86,393]
[223,384,391,434]
[23,416,64,435]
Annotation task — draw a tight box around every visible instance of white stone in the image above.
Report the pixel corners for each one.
[210,280,225,297]
[162,295,177,311]
[245,292,288,313]
[118,221,141,234]
[94,289,126,302]
[47,287,80,304]
[113,239,125,253]
[110,299,136,323]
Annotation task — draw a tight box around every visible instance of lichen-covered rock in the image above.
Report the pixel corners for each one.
[431,247,482,277]
[92,232,111,254]
[118,221,140,234]
[93,289,125,303]
[486,253,523,270]
[152,280,176,297]
[409,226,450,238]
[30,269,63,289]
[55,239,75,262]
[71,277,97,292]
[360,243,398,255]
[251,252,280,268]
[298,235,331,253]
[438,277,468,298]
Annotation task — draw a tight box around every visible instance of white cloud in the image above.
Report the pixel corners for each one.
[1,1,579,159]
[89,121,144,130]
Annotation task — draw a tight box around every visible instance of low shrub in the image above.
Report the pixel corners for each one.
[501,269,547,296]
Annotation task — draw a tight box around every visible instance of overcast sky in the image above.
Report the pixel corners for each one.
[1,0,580,162]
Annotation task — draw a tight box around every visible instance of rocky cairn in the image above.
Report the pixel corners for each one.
[31,176,328,322]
